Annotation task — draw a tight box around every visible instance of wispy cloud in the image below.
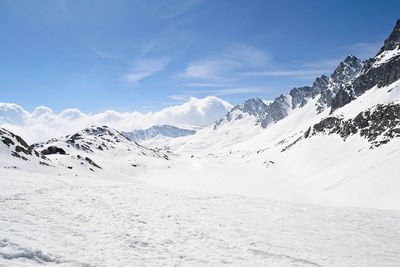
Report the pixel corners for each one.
[168,94,191,101]
[180,44,269,80]
[168,87,264,102]
[182,87,265,96]
[180,59,240,80]
[141,39,158,55]
[86,44,116,60]
[347,42,382,59]
[124,57,170,84]
[302,59,341,68]
[241,69,331,77]
[184,83,230,87]
[224,44,269,67]
[139,14,195,57]
[153,0,204,19]
[94,50,115,60]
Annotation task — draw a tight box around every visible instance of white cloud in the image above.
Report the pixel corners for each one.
[59,108,86,120]
[32,106,53,118]
[0,103,29,124]
[0,97,232,143]
[150,96,232,125]
[124,57,170,83]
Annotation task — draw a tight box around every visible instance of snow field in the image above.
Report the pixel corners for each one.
[1,169,400,266]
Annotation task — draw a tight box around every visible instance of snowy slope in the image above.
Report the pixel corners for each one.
[1,169,400,267]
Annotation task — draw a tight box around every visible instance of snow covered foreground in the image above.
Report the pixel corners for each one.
[1,169,400,267]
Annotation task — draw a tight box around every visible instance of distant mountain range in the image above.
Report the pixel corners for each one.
[122,125,196,143]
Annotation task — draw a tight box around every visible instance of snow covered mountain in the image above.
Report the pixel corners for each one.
[34,125,172,156]
[122,125,196,143]
[32,125,173,174]
[297,19,400,147]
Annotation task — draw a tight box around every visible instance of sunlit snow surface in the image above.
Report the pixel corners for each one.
[1,169,400,267]
[2,63,400,266]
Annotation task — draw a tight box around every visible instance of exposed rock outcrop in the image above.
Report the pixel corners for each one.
[306,103,400,147]
[331,20,400,112]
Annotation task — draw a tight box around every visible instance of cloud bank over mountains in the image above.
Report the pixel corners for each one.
[0,96,232,143]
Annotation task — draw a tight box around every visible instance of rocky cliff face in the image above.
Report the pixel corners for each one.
[331,20,400,112]
[377,19,400,55]
[305,103,400,148]
[289,86,314,109]
[316,55,363,113]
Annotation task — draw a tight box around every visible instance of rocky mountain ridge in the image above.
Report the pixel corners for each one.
[331,19,400,112]
[214,54,363,130]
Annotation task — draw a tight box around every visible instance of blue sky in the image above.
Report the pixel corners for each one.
[1,0,399,113]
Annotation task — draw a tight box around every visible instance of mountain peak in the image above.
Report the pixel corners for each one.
[377,19,400,55]
[244,97,265,105]
[213,97,269,129]
[330,55,362,84]
[344,54,358,63]
[232,97,268,116]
